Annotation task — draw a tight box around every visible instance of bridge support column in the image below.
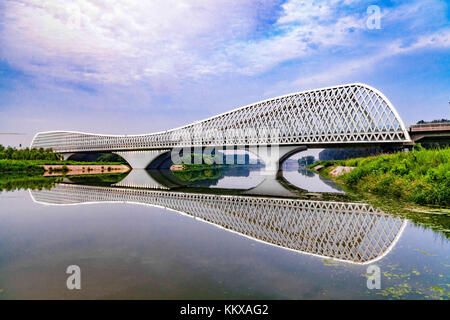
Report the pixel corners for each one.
[243,145,307,197]
[114,150,171,169]
[61,153,74,161]
[247,145,307,175]
[113,169,169,189]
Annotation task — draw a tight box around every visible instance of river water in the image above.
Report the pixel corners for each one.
[0,163,448,299]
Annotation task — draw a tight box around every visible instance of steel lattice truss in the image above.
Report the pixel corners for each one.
[31,83,410,152]
[31,184,406,264]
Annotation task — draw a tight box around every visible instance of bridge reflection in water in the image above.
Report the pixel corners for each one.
[30,181,406,265]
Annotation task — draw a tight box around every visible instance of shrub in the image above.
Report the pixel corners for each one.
[318,146,450,207]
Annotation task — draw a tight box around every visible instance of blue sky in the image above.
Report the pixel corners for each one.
[0,0,449,146]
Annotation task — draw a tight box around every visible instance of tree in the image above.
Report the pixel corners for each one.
[0,144,62,160]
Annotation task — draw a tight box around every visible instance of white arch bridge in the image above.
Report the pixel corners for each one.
[31,83,411,170]
[30,183,406,264]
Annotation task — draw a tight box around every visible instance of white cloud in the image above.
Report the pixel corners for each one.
[1,0,268,86]
[0,0,366,86]
[0,0,448,91]
[274,28,450,91]
[276,0,334,24]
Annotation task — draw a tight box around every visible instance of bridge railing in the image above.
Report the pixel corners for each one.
[409,122,450,130]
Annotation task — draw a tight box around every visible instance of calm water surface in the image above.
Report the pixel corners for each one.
[0,165,448,299]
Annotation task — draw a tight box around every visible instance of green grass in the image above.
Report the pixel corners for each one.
[173,167,223,182]
[0,159,126,174]
[65,172,131,186]
[0,172,129,192]
[19,160,124,165]
[311,146,450,207]
[0,173,62,192]
[0,160,45,174]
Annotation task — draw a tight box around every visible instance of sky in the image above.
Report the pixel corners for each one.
[0,0,449,147]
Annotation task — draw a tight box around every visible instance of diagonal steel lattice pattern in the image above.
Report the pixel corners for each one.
[31,184,406,264]
[31,83,410,152]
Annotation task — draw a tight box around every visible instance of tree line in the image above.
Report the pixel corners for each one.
[417,119,449,124]
[0,145,62,160]
[319,147,384,161]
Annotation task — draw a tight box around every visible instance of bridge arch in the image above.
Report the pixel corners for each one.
[30,184,407,264]
[31,83,411,168]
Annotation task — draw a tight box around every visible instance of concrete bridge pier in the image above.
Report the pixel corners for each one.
[114,150,171,169]
[112,169,170,189]
[248,145,307,174]
[243,145,307,197]
[61,153,74,161]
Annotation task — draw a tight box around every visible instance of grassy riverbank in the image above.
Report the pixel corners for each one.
[310,146,450,208]
[0,171,130,192]
[173,167,224,182]
[0,173,62,192]
[0,159,126,174]
[0,144,127,175]
[0,160,46,174]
